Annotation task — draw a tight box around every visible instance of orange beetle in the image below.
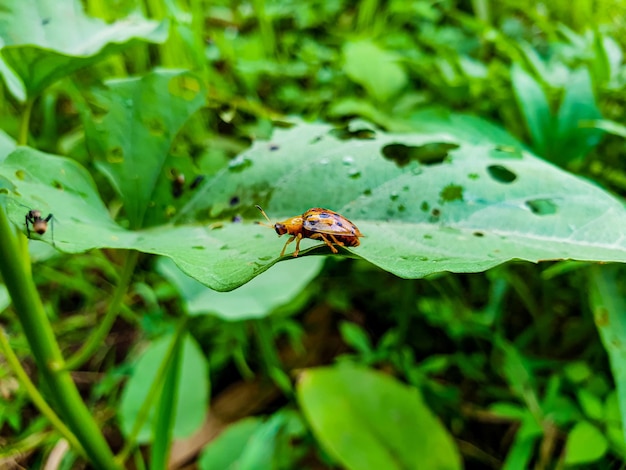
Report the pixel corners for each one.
[256,205,363,257]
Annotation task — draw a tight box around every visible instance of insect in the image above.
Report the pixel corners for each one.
[255,205,363,257]
[25,210,55,246]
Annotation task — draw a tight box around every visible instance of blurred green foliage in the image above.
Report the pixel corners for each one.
[1,0,626,469]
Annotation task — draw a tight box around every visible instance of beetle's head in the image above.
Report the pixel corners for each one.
[274,223,288,236]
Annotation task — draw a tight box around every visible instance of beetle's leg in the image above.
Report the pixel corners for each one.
[280,235,296,257]
[318,234,338,253]
[293,233,304,257]
[25,214,31,238]
[329,234,345,247]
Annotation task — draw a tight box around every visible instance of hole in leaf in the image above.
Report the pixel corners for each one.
[526,198,558,215]
[390,192,399,201]
[420,201,429,212]
[148,118,166,136]
[168,75,201,101]
[53,181,63,190]
[269,144,280,151]
[382,142,459,167]
[348,169,361,179]
[487,165,517,183]
[329,126,376,140]
[439,184,463,203]
[107,147,124,163]
[230,196,240,206]
[363,188,372,196]
[473,231,485,237]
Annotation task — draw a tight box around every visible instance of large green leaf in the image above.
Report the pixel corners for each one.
[297,364,461,470]
[84,69,206,228]
[4,121,626,291]
[0,0,168,101]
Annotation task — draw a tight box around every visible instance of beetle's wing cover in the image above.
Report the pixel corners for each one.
[303,209,361,236]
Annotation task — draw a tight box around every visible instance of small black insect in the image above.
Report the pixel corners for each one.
[25,210,55,246]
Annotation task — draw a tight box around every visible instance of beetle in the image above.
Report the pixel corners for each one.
[25,210,55,246]
[255,205,363,257]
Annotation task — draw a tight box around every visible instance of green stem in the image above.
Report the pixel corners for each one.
[150,328,184,469]
[116,320,188,465]
[64,250,139,371]
[0,207,120,469]
[17,98,34,146]
[0,329,86,456]
[251,0,276,57]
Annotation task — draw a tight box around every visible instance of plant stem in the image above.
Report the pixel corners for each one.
[116,320,188,465]
[0,206,120,469]
[64,250,139,371]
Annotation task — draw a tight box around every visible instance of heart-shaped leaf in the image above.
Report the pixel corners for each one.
[4,121,626,291]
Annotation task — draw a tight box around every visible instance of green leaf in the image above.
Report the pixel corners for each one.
[5,122,626,292]
[198,411,306,470]
[510,63,552,157]
[588,119,626,138]
[554,67,603,164]
[297,364,461,470]
[157,256,324,319]
[119,332,209,443]
[343,40,408,102]
[589,265,626,445]
[0,0,168,101]
[576,388,603,421]
[564,421,608,465]
[85,69,206,228]
[198,418,265,470]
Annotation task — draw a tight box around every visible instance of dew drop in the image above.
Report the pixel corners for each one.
[348,169,361,179]
[319,158,329,165]
[342,155,355,165]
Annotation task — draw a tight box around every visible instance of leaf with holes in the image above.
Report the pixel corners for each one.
[4,121,626,291]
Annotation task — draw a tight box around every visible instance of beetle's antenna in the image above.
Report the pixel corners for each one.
[255,205,274,228]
